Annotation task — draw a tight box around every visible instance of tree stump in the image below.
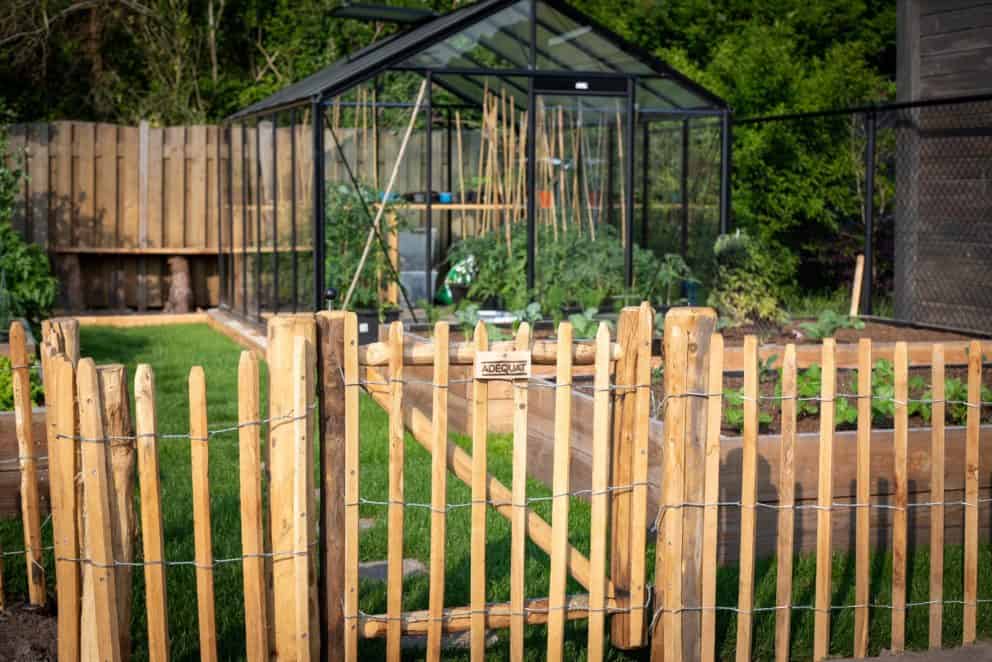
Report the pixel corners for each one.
[164,256,193,313]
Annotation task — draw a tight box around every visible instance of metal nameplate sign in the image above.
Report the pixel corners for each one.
[474,350,531,380]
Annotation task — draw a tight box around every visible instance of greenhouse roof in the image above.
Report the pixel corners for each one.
[230,0,727,120]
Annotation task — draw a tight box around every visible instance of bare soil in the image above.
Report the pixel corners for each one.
[718,320,974,347]
[0,602,56,661]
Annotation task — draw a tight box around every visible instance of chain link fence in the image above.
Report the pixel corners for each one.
[734,94,992,331]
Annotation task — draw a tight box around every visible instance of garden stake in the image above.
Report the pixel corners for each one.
[341,80,427,309]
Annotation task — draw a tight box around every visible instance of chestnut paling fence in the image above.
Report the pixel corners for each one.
[2,307,991,661]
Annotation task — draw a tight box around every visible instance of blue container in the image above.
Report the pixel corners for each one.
[439,192,453,204]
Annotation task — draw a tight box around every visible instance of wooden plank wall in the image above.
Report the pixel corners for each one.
[895,1,992,333]
[3,121,226,311]
[4,119,482,313]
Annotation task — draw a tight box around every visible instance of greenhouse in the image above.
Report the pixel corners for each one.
[221,0,731,321]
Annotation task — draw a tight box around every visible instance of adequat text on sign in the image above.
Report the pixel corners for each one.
[474,350,531,380]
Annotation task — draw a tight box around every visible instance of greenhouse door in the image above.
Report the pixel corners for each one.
[532,77,634,293]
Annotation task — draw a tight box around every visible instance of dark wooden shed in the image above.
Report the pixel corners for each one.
[895,0,992,333]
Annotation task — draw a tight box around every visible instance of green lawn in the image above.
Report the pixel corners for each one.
[2,323,992,660]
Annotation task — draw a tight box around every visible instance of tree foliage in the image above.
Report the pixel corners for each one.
[0,0,896,294]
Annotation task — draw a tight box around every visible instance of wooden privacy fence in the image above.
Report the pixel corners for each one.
[3,306,991,661]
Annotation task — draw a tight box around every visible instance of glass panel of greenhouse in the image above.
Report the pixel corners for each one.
[222,0,729,322]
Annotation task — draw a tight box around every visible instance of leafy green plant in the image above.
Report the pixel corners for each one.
[723,387,772,431]
[324,183,405,317]
[512,302,542,330]
[708,230,786,327]
[0,354,43,412]
[0,128,57,326]
[447,223,671,316]
[454,302,480,340]
[798,310,865,340]
[568,308,613,340]
[654,253,697,307]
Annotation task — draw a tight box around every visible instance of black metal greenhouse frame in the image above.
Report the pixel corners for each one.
[221,0,731,320]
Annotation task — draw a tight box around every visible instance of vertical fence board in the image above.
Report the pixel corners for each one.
[135,365,169,662]
[28,123,50,246]
[146,127,165,306]
[547,321,574,662]
[701,334,724,662]
[471,322,489,661]
[628,303,653,646]
[610,308,640,648]
[293,336,315,661]
[95,124,119,262]
[929,344,945,650]
[427,322,450,661]
[963,340,981,644]
[387,321,405,662]
[855,339,872,658]
[588,323,611,662]
[814,339,836,662]
[775,343,797,662]
[98,364,135,659]
[509,323,530,662]
[892,342,909,652]
[9,322,46,606]
[343,313,360,662]
[318,312,347,662]
[119,125,139,306]
[238,352,269,662]
[76,122,96,248]
[53,355,81,662]
[188,125,207,248]
[77,358,122,662]
[657,325,687,662]
[52,122,73,245]
[164,127,186,247]
[268,315,317,659]
[736,336,759,662]
[189,367,218,662]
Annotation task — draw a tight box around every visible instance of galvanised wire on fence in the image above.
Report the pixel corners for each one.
[3,361,991,643]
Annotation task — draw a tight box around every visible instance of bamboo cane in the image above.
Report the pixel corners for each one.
[342,80,427,308]
[455,111,468,235]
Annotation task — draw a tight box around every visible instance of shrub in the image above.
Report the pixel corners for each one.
[0,129,57,327]
[708,230,785,326]
[0,355,44,411]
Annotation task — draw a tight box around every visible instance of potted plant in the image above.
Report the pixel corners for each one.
[325,183,405,344]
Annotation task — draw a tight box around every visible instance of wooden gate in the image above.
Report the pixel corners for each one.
[320,304,655,661]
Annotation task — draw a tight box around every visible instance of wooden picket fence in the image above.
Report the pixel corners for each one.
[3,306,991,661]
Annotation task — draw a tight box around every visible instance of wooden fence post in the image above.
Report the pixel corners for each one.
[189,366,218,662]
[97,364,136,660]
[9,321,46,606]
[76,358,122,662]
[293,335,316,661]
[652,307,717,662]
[238,351,269,662]
[52,354,81,662]
[342,313,360,662]
[387,321,405,662]
[813,339,836,662]
[316,311,347,662]
[428,321,451,661]
[135,364,169,662]
[267,313,317,661]
[609,307,641,649]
